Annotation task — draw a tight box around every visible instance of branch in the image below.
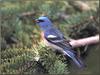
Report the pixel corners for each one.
[19,11,35,17]
[18,11,36,20]
[67,1,91,11]
[70,34,99,48]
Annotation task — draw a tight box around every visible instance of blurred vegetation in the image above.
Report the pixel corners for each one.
[0,0,99,74]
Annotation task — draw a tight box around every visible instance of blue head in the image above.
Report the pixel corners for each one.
[34,16,53,31]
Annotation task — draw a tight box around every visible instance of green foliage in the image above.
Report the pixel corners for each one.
[39,46,69,74]
[39,1,64,20]
[0,0,99,74]
[48,60,69,74]
[65,11,95,25]
[1,48,34,73]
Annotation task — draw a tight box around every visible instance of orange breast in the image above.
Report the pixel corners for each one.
[40,31,50,46]
[40,31,45,41]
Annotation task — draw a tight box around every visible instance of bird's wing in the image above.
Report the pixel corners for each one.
[44,28,84,68]
[45,28,72,48]
[44,28,75,57]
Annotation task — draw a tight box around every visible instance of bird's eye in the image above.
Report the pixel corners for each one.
[38,20,44,22]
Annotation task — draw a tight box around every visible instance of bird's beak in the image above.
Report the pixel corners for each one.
[32,19,39,23]
[32,17,37,23]
[32,19,36,23]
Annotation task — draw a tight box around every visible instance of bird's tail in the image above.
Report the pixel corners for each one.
[72,56,85,68]
[64,49,85,68]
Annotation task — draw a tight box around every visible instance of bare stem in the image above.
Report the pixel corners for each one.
[70,34,99,48]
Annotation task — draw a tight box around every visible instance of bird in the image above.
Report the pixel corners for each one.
[33,16,85,68]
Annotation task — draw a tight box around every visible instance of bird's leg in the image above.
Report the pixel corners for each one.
[76,49,81,58]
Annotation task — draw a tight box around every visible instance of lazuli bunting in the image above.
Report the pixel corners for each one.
[33,16,84,68]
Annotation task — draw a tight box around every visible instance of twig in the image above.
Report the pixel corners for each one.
[67,1,91,11]
[19,11,35,17]
[70,34,99,48]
